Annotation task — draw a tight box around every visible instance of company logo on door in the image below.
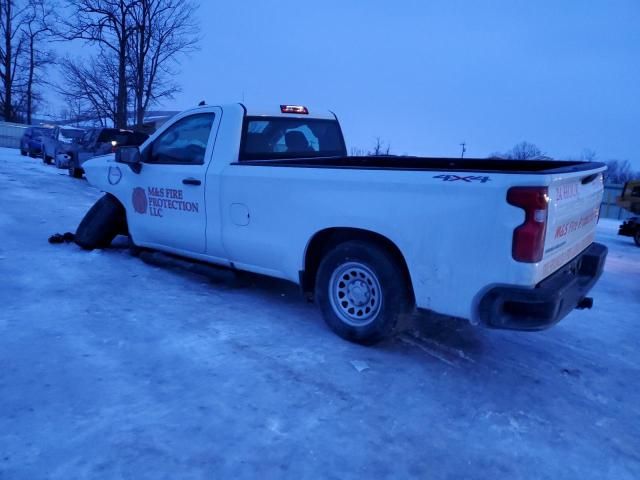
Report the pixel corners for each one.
[132,187,148,214]
[132,186,199,218]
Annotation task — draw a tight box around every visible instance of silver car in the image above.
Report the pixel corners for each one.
[41,126,86,167]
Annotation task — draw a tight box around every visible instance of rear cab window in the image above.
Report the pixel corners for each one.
[59,129,85,143]
[240,117,346,161]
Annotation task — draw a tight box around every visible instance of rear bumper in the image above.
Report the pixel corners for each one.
[478,242,607,330]
[618,217,638,237]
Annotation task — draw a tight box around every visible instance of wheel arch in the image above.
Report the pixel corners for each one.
[104,192,130,236]
[301,227,415,302]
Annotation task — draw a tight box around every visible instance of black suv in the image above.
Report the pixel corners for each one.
[68,128,149,178]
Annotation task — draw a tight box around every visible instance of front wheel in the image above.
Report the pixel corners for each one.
[68,166,82,178]
[315,240,413,345]
[75,194,127,249]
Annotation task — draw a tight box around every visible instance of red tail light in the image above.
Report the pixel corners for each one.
[507,186,549,263]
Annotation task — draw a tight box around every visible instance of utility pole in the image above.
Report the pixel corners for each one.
[460,142,467,158]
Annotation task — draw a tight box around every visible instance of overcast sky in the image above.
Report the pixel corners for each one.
[56,0,640,165]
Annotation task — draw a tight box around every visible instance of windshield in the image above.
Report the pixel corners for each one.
[97,129,148,146]
[240,117,346,161]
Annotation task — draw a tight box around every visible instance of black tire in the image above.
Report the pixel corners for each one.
[69,166,83,178]
[43,155,52,165]
[75,194,127,250]
[20,149,27,156]
[634,229,640,247]
[315,240,413,345]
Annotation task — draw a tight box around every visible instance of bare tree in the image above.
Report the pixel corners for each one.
[128,0,198,128]
[57,53,119,125]
[368,137,391,155]
[580,148,597,163]
[59,0,138,128]
[604,159,639,184]
[0,0,28,121]
[21,0,54,123]
[57,93,86,125]
[0,0,53,122]
[494,141,551,160]
[350,146,365,156]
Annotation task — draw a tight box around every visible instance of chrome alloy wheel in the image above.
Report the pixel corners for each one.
[329,262,383,326]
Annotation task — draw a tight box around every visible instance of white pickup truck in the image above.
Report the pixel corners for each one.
[77,103,608,344]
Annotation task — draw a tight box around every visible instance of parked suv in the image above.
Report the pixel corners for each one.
[68,128,148,178]
[19,126,54,157]
[41,126,86,167]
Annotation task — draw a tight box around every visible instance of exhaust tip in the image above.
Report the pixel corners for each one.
[576,297,594,310]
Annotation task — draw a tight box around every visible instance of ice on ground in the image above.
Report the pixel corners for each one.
[1,148,639,480]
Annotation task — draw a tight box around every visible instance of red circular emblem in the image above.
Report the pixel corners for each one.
[132,187,148,214]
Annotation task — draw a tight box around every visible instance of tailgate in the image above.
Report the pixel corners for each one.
[539,169,605,281]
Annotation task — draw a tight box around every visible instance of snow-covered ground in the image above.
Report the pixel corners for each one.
[1,147,639,480]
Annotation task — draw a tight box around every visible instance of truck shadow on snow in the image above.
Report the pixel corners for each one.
[105,236,489,364]
[99,239,600,386]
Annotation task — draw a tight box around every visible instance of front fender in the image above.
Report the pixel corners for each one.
[83,154,118,190]
[83,155,135,207]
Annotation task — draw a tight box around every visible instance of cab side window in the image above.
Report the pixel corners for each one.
[147,113,215,165]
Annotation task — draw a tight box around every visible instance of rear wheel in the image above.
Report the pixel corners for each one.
[315,240,413,345]
[75,194,127,250]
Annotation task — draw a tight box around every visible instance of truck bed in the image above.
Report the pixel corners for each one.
[236,156,605,175]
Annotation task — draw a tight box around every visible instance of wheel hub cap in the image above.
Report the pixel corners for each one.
[329,262,383,326]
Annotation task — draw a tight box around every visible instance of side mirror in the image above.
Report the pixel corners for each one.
[116,146,142,173]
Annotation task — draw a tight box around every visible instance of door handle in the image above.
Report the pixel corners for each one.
[182,178,201,186]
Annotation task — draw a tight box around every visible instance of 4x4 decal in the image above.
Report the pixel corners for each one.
[433,174,491,183]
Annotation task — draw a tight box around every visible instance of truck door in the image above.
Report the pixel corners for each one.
[127,110,220,254]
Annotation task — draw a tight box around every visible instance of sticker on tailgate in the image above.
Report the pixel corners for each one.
[553,208,600,240]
